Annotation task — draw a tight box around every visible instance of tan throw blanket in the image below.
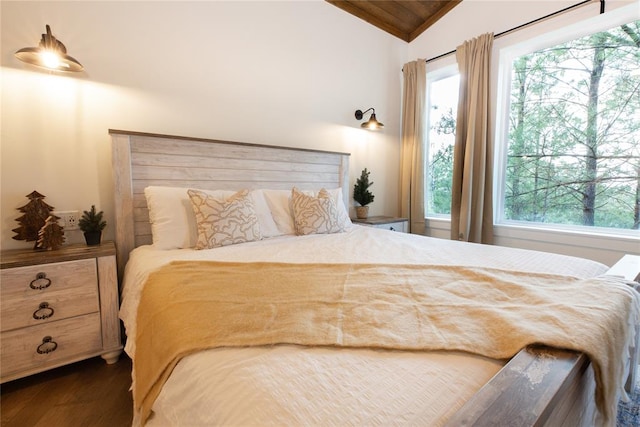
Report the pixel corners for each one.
[134,261,639,426]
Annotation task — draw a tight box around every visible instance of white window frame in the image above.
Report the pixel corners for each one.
[493,4,640,241]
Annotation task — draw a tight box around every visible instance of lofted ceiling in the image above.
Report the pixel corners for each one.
[326,0,462,43]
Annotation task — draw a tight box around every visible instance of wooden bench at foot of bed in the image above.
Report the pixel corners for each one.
[446,346,594,427]
[450,255,639,426]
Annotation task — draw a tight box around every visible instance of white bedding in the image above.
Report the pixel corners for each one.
[120,225,611,426]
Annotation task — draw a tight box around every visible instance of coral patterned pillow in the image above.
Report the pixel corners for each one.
[188,189,262,249]
[290,187,346,235]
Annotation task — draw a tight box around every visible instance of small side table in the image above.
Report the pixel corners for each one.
[352,216,408,233]
[1,242,123,383]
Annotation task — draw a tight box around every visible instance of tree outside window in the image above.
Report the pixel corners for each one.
[505,20,640,230]
[426,73,459,216]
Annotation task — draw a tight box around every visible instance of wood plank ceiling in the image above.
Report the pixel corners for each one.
[326,0,462,42]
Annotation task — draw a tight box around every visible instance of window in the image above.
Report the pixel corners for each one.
[426,69,458,217]
[499,20,640,231]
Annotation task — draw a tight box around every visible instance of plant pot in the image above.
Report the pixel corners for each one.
[355,206,369,219]
[84,231,102,246]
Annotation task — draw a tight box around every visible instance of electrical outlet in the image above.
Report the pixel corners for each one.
[56,210,80,230]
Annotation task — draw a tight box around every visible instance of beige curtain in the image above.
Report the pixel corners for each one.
[400,59,426,235]
[451,33,494,244]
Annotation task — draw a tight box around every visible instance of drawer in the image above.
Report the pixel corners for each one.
[1,285,99,332]
[1,259,97,302]
[376,221,407,232]
[0,312,102,379]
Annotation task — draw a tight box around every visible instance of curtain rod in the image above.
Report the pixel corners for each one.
[425,0,599,64]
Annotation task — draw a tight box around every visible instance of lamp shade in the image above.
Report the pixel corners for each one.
[15,25,83,72]
[355,108,384,130]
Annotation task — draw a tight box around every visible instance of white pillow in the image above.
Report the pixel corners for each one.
[145,186,231,249]
[188,189,262,249]
[249,190,282,238]
[144,186,280,250]
[262,189,296,235]
[263,188,351,235]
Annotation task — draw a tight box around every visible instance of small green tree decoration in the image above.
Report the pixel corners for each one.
[79,205,107,232]
[353,168,375,206]
[12,191,58,249]
[79,205,106,245]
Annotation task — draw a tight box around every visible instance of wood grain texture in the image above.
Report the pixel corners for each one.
[0,242,123,382]
[1,313,103,380]
[0,242,117,269]
[1,259,99,331]
[110,129,350,280]
[98,254,122,354]
[326,0,461,42]
[1,355,133,427]
[444,346,595,427]
[111,133,135,282]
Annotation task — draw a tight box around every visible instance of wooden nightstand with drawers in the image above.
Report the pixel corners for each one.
[352,216,409,233]
[0,241,123,383]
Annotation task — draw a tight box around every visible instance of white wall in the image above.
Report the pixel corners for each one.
[409,0,601,60]
[3,0,637,266]
[410,0,640,266]
[0,0,407,250]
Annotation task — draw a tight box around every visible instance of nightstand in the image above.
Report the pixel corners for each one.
[352,216,408,233]
[1,241,123,383]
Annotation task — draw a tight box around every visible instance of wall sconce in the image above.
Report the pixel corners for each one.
[355,108,384,130]
[15,25,83,72]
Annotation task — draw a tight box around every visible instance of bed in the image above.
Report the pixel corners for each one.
[110,129,639,427]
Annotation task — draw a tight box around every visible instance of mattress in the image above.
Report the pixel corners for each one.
[120,225,610,426]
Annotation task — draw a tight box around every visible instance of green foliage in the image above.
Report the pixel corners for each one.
[79,205,107,232]
[428,144,453,215]
[434,107,456,136]
[424,21,640,230]
[427,106,456,215]
[504,20,640,230]
[353,168,375,206]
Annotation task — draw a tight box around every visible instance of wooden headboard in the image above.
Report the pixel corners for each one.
[110,129,350,279]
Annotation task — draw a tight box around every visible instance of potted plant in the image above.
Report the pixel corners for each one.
[79,205,107,245]
[353,168,375,219]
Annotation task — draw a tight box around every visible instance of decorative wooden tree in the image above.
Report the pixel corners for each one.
[12,191,57,249]
[37,215,65,250]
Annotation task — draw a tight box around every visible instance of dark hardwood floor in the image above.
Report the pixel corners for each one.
[1,355,133,427]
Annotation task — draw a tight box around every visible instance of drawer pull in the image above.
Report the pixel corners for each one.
[30,272,52,290]
[36,336,58,354]
[33,302,55,320]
